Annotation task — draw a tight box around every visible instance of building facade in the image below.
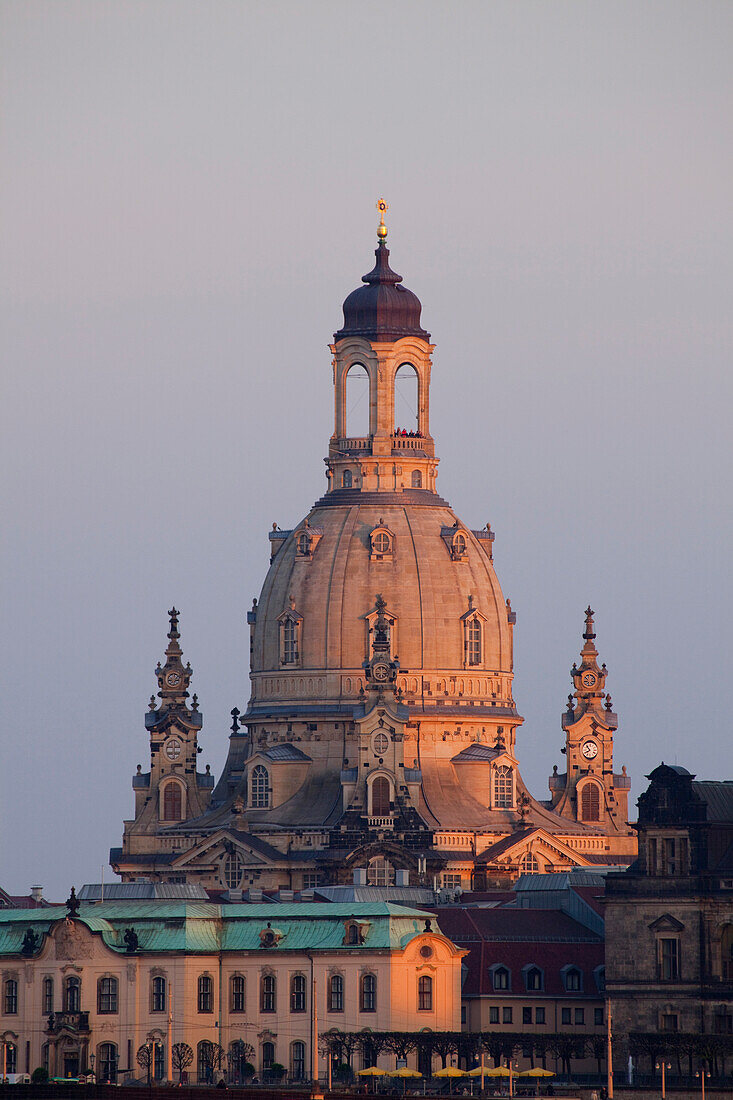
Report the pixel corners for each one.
[606,763,733,1048]
[112,211,636,894]
[0,896,463,1082]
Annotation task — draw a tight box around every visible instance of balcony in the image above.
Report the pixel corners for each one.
[334,437,371,453]
[367,816,394,829]
[46,1011,90,1035]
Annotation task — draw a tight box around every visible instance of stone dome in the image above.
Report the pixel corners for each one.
[250,499,516,717]
[334,241,430,342]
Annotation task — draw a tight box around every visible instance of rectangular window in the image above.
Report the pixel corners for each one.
[502,1007,513,1024]
[522,1008,532,1025]
[443,874,462,889]
[489,1006,499,1024]
[43,978,54,1015]
[659,938,680,981]
[302,873,320,890]
[664,838,677,875]
[4,980,18,1015]
[535,1007,546,1025]
[461,1006,467,1025]
[561,1008,571,1026]
[594,1008,604,1027]
[198,976,213,1013]
[231,976,245,1013]
[661,1014,679,1032]
[574,1008,585,1025]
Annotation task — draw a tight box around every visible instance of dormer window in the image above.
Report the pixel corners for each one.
[561,965,582,992]
[369,523,394,562]
[342,470,353,488]
[251,764,270,808]
[493,764,514,809]
[297,533,310,555]
[294,524,322,560]
[344,922,363,946]
[278,603,303,667]
[466,616,482,665]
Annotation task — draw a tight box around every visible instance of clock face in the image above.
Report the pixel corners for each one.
[166,671,182,687]
[372,662,390,682]
[164,738,182,761]
[581,672,597,688]
[581,740,598,760]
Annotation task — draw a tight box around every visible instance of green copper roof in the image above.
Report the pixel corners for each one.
[0,902,443,957]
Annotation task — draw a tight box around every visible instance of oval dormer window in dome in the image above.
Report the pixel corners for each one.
[369,522,394,562]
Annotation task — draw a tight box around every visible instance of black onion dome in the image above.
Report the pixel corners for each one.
[334,242,430,342]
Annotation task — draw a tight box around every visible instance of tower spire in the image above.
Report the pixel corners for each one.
[154,607,193,706]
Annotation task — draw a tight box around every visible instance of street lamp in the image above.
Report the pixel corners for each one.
[507,1059,519,1099]
[89,1053,95,1082]
[655,1061,671,1100]
[695,1068,711,1100]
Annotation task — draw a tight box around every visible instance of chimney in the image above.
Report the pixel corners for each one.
[395,869,410,887]
[30,885,43,904]
[248,888,263,902]
[279,889,294,902]
[353,868,367,886]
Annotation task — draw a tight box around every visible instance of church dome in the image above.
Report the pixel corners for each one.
[251,500,514,702]
[334,241,430,342]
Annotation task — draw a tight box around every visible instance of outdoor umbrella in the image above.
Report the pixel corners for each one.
[484,1068,511,1077]
[466,1067,486,1077]
[519,1070,554,1077]
[387,1069,423,1077]
[359,1068,388,1076]
[433,1067,466,1077]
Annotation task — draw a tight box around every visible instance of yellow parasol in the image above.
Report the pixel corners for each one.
[358,1067,388,1076]
[387,1069,423,1078]
[434,1067,467,1077]
[484,1067,512,1077]
[519,1069,555,1077]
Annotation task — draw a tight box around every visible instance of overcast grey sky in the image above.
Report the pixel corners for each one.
[2,1,732,899]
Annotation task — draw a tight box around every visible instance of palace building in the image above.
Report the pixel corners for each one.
[111,208,636,893]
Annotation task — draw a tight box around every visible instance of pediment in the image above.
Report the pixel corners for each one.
[648,913,685,933]
[171,831,269,870]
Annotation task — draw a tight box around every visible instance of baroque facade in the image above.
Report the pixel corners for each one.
[606,763,733,1041]
[112,211,636,893]
[0,895,462,1082]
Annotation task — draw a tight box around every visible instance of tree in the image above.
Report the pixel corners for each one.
[198,1041,225,1084]
[31,1067,49,1083]
[136,1043,153,1086]
[171,1043,193,1084]
[228,1040,255,1084]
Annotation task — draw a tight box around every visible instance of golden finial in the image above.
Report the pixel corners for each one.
[376,198,389,241]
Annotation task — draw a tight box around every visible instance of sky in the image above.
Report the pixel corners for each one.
[2,1,732,899]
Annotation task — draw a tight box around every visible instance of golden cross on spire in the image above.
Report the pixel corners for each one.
[376,198,389,241]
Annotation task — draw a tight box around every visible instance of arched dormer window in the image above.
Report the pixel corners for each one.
[452,531,467,559]
[580,782,601,822]
[342,469,353,488]
[278,602,303,667]
[162,780,183,822]
[466,616,482,666]
[493,764,514,809]
[251,764,270,808]
[297,532,311,554]
[411,469,422,488]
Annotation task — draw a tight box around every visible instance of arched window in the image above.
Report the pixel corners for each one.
[290,974,306,1013]
[4,978,18,1014]
[367,855,394,886]
[297,532,310,554]
[261,973,276,1013]
[151,975,166,1013]
[153,1042,165,1081]
[198,974,213,1013]
[394,362,419,435]
[291,1041,306,1082]
[581,783,601,822]
[467,617,482,665]
[520,851,539,873]
[163,781,182,821]
[99,1042,117,1083]
[345,363,369,437]
[494,765,513,808]
[372,531,390,555]
[224,852,243,888]
[524,966,544,991]
[261,1041,275,1072]
[251,764,270,808]
[198,1041,214,1085]
[418,974,433,1011]
[64,975,80,1012]
[97,975,118,1014]
[492,966,510,991]
[43,976,54,1015]
[360,972,376,1012]
[342,469,353,488]
[229,1041,250,1085]
[453,532,467,557]
[230,974,245,1013]
[4,1044,17,1074]
[371,775,391,816]
[411,469,422,488]
[346,923,360,946]
[283,618,298,665]
[328,973,344,1012]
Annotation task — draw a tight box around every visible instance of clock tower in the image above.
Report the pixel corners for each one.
[549,608,633,835]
